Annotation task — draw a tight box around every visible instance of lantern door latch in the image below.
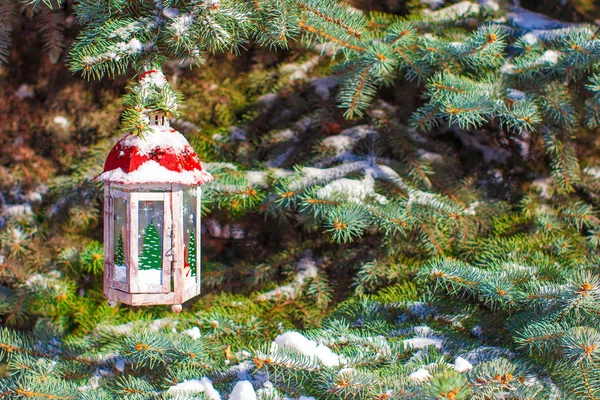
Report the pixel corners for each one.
[164,226,175,261]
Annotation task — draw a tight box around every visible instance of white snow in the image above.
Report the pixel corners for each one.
[137,269,162,291]
[257,255,318,301]
[413,326,432,336]
[295,117,312,132]
[507,7,566,31]
[539,50,560,64]
[229,381,256,400]
[183,326,202,340]
[53,116,70,129]
[172,13,194,36]
[409,368,432,382]
[228,126,247,141]
[500,62,515,75]
[453,357,473,372]
[25,271,62,288]
[310,76,338,100]
[15,84,34,99]
[406,302,435,318]
[121,125,190,155]
[2,204,33,217]
[168,377,221,400]
[423,1,480,20]
[321,125,372,156]
[149,317,178,332]
[281,56,320,82]
[403,337,442,349]
[139,69,167,88]
[522,33,539,45]
[506,89,526,101]
[163,7,180,18]
[115,358,125,372]
[317,175,388,205]
[272,332,341,367]
[421,0,445,9]
[478,0,499,11]
[114,264,126,282]
[97,159,213,185]
[128,38,143,53]
[273,129,297,142]
[464,201,481,216]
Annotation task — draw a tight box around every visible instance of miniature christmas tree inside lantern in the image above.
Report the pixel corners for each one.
[96,70,212,312]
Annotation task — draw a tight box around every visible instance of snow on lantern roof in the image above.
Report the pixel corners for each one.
[96,125,213,186]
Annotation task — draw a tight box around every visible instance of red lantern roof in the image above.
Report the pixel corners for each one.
[96,125,213,186]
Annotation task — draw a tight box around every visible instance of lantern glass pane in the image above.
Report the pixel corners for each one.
[138,200,164,291]
[183,187,198,281]
[113,196,127,282]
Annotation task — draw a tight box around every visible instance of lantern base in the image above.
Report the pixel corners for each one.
[105,285,200,308]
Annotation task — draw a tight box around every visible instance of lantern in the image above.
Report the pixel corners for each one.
[96,113,212,312]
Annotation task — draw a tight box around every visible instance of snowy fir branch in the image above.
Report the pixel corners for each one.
[2,0,600,398]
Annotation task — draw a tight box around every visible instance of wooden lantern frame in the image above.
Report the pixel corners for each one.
[103,183,202,310]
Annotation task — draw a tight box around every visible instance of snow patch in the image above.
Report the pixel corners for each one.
[478,0,499,11]
[163,7,180,18]
[115,358,125,372]
[114,264,126,282]
[522,33,539,45]
[321,125,372,155]
[453,357,473,372]
[2,204,33,217]
[317,174,388,205]
[310,76,338,100]
[540,50,560,64]
[409,368,432,382]
[257,255,318,301]
[229,381,256,400]
[168,377,221,400]
[137,269,162,292]
[121,125,189,155]
[183,326,202,340]
[403,337,442,350]
[273,129,297,142]
[423,1,480,20]
[507,7,567,31]
[139,69,167,88]
[413,326,432,336]
[272,331,341,367]
[172,13,194,36]
[228,126,247,141]
[97,160,213,185]
[53,116,70,130]
[506,89,526,101]
[15,84,34,99]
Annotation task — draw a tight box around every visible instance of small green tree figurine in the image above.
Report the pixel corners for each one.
[115,233,125,266]
[186,230,196,278]
[139,220,162,271]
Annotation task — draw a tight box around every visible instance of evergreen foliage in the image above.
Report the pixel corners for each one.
[1,0,600,398]
[116,233,126,266]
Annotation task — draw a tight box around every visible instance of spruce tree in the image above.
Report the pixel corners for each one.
[115,232,125,266]
[1,0,600,399]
